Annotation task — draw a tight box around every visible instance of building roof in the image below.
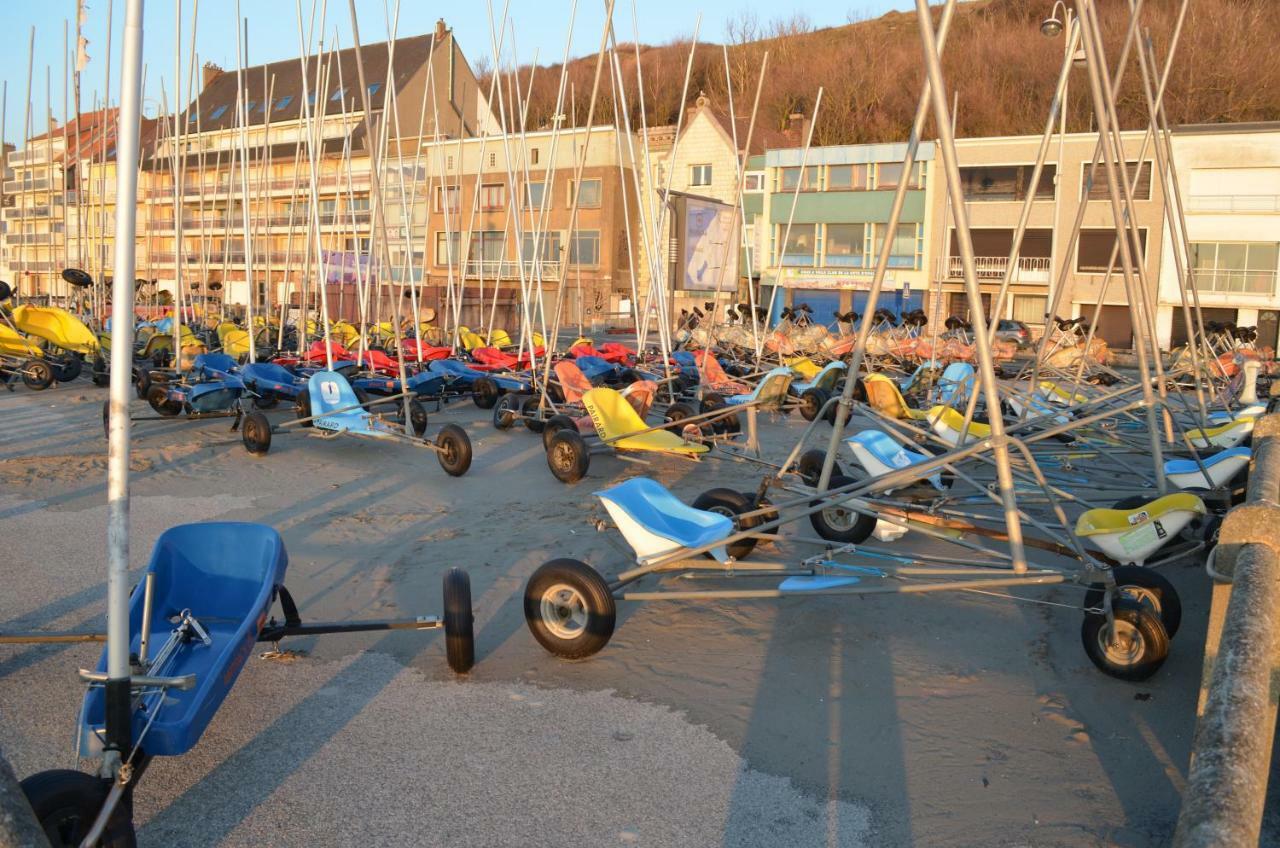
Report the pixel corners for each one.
[22,108,161,165]
[180,31,447,133]
[1173,121,1280,136]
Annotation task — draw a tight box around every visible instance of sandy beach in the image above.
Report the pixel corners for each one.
[1,380,1275,847]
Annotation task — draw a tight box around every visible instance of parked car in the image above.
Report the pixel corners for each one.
[994,319,1031,348]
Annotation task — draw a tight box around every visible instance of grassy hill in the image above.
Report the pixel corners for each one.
[491,0,1280,145]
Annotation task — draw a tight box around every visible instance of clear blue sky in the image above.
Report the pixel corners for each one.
[0,0,916,146]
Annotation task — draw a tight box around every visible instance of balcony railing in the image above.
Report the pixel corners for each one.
[1186,194,1280,213]
[145,216,230,231]
[3,178,52,194]
[144,173,372,200]
[1187,268,1278,296]
[941,255,1052,282]
[461,259,561,281]
[4,206,53,220]
[10,260,58,272]
[7,149,52,166]
[5,232,61,245]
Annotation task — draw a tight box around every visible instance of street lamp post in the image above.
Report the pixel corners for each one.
[1042,1,1072,329]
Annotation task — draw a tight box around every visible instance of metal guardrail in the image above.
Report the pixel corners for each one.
[0,750,50,848]
[1173,409,1280,847]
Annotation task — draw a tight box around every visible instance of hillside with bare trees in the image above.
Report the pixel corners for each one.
[485,0,1280,145]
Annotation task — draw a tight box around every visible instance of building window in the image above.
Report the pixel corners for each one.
[824,223,866,268]
[1190,242,1279,294]
[209,105,229,121]
[480,183,505,210]
[777,166,819,192]
[1076,228,1148,273]
[434,231,460,265]
[569,178,602,208]
[826,164,868,191]
[329,88,345,102]
[488,152,496,168]
[521,231,561,263]
[569,230,600,265]
[690,164,712,186]
[1012,294,1048,325]
[530,148,540,165]
[874,161,925,191]
[367,83,382,97]
[524,181,545,208]
[872,222,920,269]
[1082,161,1153,201]
[347,196,371,212]
[777,223,820,267]
[960,164,1056,202]
[434,185,459,213]
[274,95,294,111]
[744,171,765,192]
[446,155,454,170]
[949,292,994,321]
[470,231,507,263]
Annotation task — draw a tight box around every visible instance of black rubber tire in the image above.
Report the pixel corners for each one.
[443,567,475,673]
[521,395,546,433]
[434,424,473,477]
[472,376,499,409]
[407,399,429,437]
[147,384,182,417]
[353,386,371,408]
[296,388,313,427]
[524,558,616,659]
[546,428,590,484]
[253,391,279,410]
[700,392,725,414]
[492,393,519,430]
[798,448,844,486]
[20,769,137,847]
[691,488,762,560]
[799,388,829,422]
[133,369,151,400]
[1083,566,1182,639]
[21,359,55,391]
[664,401,696,424]
[808,474,877,543]
[1081,597,1170,681]
[546,381,566,405]
[54,356,83,383]
[242,410,272,455]
[542,414,578,452]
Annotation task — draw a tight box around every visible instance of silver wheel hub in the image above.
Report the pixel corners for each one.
[541,583,588,640]
[1100,618,1144,666]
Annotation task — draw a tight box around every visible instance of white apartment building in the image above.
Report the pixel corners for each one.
[1156,122,1280,350]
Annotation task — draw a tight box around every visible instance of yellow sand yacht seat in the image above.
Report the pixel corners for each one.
[583,387,709,457]
[1075,493,1206,566]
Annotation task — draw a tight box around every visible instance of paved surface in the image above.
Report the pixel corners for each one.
[0,379,1273,846]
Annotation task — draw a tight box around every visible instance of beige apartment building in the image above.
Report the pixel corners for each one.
[407,123,640,331]
[928,130,1166,347]
[136,21,494,316]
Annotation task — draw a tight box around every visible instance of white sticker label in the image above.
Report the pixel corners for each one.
[320,381,340,404]
[1127,510,1149,526]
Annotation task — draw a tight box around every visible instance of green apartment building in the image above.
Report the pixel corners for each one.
[757,141,936,327]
